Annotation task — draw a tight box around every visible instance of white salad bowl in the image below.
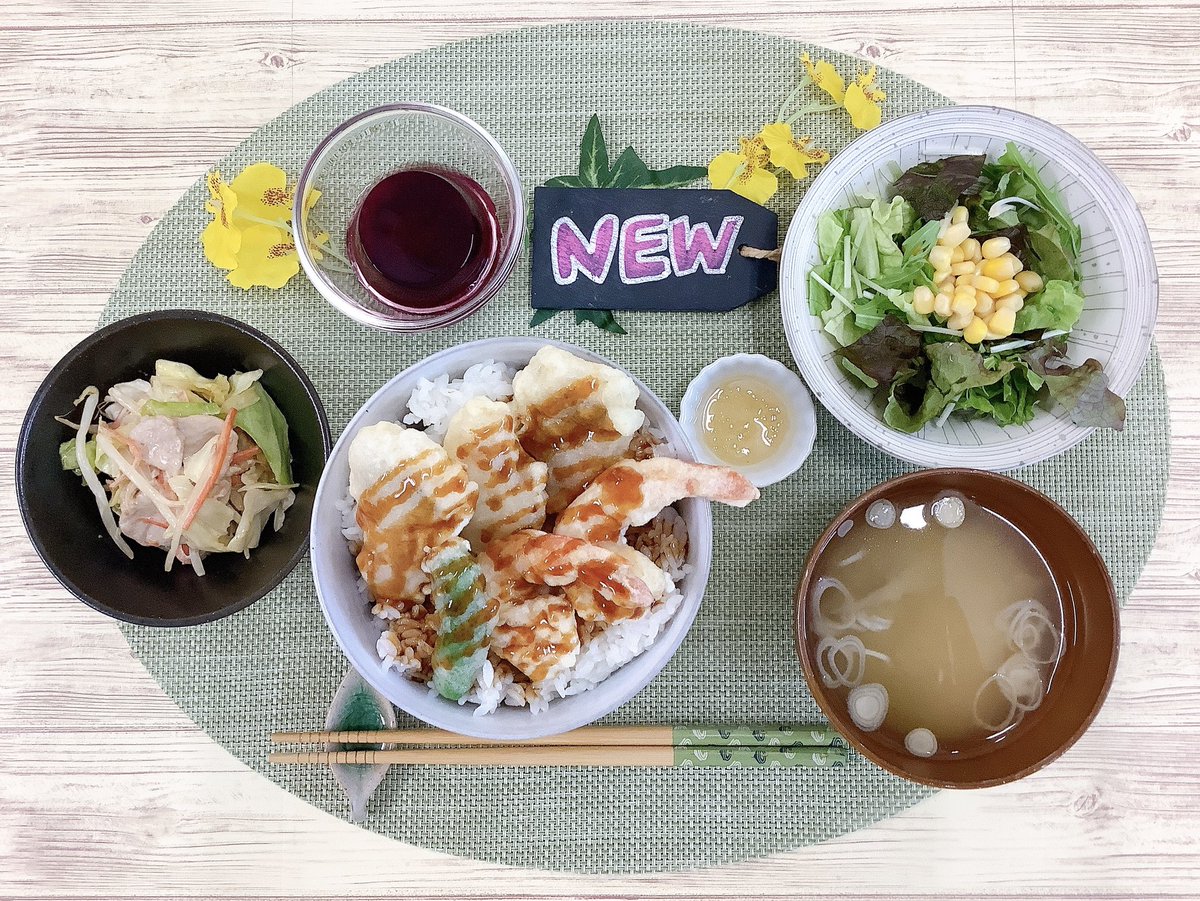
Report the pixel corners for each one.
[310,337,713,740]
[780,106,1158,471]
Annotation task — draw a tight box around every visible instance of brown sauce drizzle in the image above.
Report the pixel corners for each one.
[520,376,624,465]
[561,463,647,542]
[355,450,474,603]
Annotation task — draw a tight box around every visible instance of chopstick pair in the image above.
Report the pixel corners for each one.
[269,724,849,769]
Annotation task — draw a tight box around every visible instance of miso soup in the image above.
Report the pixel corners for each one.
[809,489,1066,758]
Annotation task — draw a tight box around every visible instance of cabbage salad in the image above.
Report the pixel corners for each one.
[60,360,296,573]
[808,142,1125,433]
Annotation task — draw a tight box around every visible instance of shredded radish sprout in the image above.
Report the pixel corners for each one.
[72,388,134,560]
[934,402,956,429]
[988,196,1042,219]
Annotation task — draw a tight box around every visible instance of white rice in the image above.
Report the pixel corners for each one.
[402,360,515,442]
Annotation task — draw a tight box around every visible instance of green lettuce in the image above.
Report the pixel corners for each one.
[233,383,294,484]
[883,362,948,433]
[1014,279,1086,332]
[927,342,1013,396]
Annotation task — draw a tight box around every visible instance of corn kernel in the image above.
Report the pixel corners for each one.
[929,245,953,271]
[912,285,935,315]
[951,260,975,276]
[933,293,953,318]
[953,283,976,298]
[964,317,989,344]
[1004,252,1024,274]
[973,275,1001,294]
[951,205,969,225]
[950,245,966,264]
[980,256,1017,281]
[994,278,1021,297]
[989,307,1017,337]
[948,310,973,331]
[995,293,1025,312]
[940,222,971,247]
[960,238,980,260]
[951,295,975,316]
[1015,270,1044,294]
[981,237,1011,259]
[974,293,995,316]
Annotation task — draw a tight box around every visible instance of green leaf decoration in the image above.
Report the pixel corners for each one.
[647,164,707,188]
[605,145,654,188]
[532,115,708,336]
[574,309,627,335]
[577,114,610,188]
[529,308,560,328]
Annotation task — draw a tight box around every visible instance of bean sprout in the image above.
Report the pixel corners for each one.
[72,389,134,560]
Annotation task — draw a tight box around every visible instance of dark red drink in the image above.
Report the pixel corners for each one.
[347,167,501,313]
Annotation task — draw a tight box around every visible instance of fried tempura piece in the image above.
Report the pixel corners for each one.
[442,396,548,548]
[511,346,645,513]
[349,422,477,605]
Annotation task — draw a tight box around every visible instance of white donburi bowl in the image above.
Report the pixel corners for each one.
[310,337,713,740]
[780,106,1158,471]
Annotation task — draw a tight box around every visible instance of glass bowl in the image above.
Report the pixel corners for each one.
[293,103,525,333]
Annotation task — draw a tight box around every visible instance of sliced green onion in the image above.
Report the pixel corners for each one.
[848,683,888,732]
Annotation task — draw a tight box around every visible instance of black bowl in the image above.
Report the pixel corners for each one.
[16,310,332,626]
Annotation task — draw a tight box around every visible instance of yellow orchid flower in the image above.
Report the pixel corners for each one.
[306,228,330,263]
[227,224,300,290]
[758,123,830,180]
[201,171,241,269]
[801,52,846,104]
[230,162,294,223]
[844,66,887,130]
[708,135,778,204]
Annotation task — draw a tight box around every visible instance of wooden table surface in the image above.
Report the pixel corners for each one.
[2,1,1198,897]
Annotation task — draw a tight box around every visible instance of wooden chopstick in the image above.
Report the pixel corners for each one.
[268,745,849,768]
[271,724,843,749]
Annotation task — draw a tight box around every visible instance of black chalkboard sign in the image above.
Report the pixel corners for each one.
[530,187,779,312]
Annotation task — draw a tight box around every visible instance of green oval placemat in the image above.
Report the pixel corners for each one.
[103,22,1169,873]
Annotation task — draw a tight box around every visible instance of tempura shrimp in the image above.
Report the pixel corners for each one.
[483,529,654,622]
[554,457,759,544]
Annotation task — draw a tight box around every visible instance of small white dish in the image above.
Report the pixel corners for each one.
[679,354,817,487]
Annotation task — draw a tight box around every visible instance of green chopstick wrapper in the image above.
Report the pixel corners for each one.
[672,725,847,749]
[673,745,848,769]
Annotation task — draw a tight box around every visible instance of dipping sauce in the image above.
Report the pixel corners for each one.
[347,167,501,313]
[809,488,1066,758]
[699,376,790,466]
